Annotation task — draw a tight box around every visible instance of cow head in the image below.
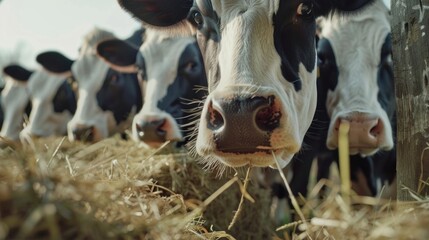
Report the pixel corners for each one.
[1,65,32,142]
[68,28,142,142]
[118,0,376,169]
[97,29,207,148]
[317,1,394,156]
[19,51,77,142]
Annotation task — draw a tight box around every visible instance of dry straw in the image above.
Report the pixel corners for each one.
[1,136,429,239]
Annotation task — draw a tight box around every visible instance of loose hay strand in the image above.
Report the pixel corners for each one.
[338,121,351,205]
[228,166,253,230]
[272,152,309,234]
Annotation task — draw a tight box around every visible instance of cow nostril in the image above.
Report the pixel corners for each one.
[155,120,167,137]
[255,106,282,132]
[72,126,95,142]
[207,101,225,131]
[369,119,382,137]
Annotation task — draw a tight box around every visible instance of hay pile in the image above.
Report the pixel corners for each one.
[1,136,429,239]
[0,136,273,239]
[275,179,429,240]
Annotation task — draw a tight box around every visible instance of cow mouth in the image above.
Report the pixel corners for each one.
[205,148,293,168]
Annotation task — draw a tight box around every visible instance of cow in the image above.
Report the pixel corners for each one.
[1,65,32,144]
[59,28,144,142]
[19,51,77,142]
[282,0,395,201]
[96,28,207,148]
[315,0,395,196]
[116,0,379,170]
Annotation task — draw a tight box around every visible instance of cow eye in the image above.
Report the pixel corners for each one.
[191,11,204,27]
[297,2,313,17]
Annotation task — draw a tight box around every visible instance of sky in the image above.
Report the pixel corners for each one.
[0,0,141,70]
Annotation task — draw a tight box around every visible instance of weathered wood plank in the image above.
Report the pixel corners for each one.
[391,0,429,200]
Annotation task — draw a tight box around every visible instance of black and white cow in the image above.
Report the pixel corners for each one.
[286,0,395,199]
[65,28,143,142]
[316,0,395,196]
[96,29,207,148]
[19,51,77,141]
[1,65,32,143]
[117,0,377,169]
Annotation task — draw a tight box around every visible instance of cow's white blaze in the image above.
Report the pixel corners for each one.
[195,1,318,168]
[68,28,117,142]
[0,76,30,141]
[20,70,73,140]
[132,30,196,145]
[321,1,393,155]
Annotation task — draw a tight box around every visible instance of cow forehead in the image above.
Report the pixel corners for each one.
[321,1,390,67]
[140,31,195,76]
[1,76,28,105]
[79,28,115,57]
[72,54,109,91]
[27,70,69,100]
[208,0,280,17]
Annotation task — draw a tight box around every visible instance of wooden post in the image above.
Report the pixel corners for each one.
[392,0,429,200]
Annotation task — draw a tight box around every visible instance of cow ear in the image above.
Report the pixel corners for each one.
[125,28,145,47]
[315,0,375,16]
[3,65,33,82]
[118,0,193,28]
[96,39,139,73]
[36,51,74,74]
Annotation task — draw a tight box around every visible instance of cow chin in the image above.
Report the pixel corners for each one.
[198,147,294,169]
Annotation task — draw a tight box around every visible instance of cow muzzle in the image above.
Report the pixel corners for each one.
[71,125,96,142]
[327,111,393,156]
[135,119,167,147]
[205,94,282,153]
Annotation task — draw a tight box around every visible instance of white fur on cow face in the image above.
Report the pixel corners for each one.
[195,1,318,169]
[0,77,30,141]
[19,70,72,141]
[321,1,393,155]
[132,31,195,145]
[68,29,118,142]
[69,54,115,141]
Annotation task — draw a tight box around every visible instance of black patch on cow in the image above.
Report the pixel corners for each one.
[136,52,147,80]
[3,65,33,82]
[24,101,32,119]
[36,51,74,74]
[118,0,193,27]
[151,42,207,144]
[314,0,376,16]
[96,69,143,124]
[273,1,317,91]
[377,33,395,120]
[52,78,77,114]
[97,39,139,67]
[317,38,339,91]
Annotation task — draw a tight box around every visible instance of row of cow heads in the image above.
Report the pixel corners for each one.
[0,27,208,150]
[115,0,382,169]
